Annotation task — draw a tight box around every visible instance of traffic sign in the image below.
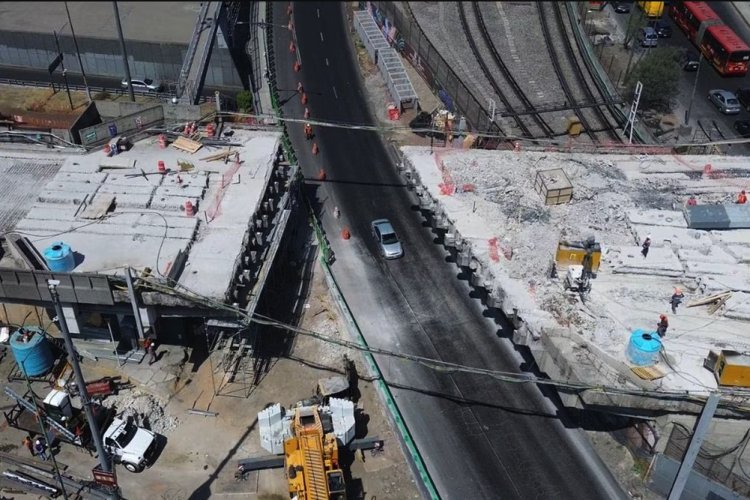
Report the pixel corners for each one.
[48,53,63,74]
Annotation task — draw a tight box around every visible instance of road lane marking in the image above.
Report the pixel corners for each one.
[320,32,324,42]
[317,8,320,18]
[326,57,330,66]
[333,86,338,99]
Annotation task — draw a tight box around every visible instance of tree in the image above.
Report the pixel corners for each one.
[236,90,253,113]
[624,47,681,112]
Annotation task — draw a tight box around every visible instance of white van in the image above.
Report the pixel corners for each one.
[639,27,658,48]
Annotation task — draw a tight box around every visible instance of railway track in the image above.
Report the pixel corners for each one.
[457,2,553,139]
[538,3,621,143]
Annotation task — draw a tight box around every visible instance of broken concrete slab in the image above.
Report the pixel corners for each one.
[627,209,687,228]
[606,246,684,276]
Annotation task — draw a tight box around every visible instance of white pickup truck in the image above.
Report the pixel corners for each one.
[102,417,158,472]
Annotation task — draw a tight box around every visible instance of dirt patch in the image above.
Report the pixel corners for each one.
[0,84,159,115]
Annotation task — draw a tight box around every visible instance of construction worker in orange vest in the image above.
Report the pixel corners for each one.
[304,123,313,140]
[737,190,748,204]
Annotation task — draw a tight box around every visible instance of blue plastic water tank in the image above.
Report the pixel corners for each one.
[626,329,662,367]
[10,327,54,377]
[43,241,75,272]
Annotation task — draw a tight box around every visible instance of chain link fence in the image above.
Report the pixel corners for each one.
[366,1,505,149]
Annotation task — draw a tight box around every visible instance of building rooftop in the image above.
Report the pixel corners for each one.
[0,2,198,44]
[402,146,750,409]
[0,129,281,302]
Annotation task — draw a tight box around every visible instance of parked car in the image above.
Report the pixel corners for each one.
[121,77,163,92]
[371,219,403,259]
[639,27,659,47]
[734,119,750,138]
[614,1,632,13]
[708,89,741,115]
[736,87,750,111]
[648,19,673,38]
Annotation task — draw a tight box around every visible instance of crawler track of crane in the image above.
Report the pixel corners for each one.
[538,2,621,143]
[458,1,555,140]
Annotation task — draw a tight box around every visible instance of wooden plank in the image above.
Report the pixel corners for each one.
[78,194,115,219]
[171,136,203,154]
[631,365,666,381]
[708,295,730,315]
[200,148,233,162]
[687,291,732,308]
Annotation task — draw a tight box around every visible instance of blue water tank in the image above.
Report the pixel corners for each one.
[43,241,75,272]
[626,329,662,367]
[10,327,54,377]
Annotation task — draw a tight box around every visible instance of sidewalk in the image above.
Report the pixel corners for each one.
[733,2,750,27]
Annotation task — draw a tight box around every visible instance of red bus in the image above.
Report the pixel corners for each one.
[700,25,750,76]
[669,1,721,45]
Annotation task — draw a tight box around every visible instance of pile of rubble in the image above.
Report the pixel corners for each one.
[107,390,179,434]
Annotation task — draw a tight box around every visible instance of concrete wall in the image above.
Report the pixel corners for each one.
[0,31,242,89]
[79,104,163,146]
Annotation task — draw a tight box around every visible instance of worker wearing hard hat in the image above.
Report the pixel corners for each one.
[656,315,669,338]
[304,123,313,140]
[670,288,684,314]
[738,190,748,204]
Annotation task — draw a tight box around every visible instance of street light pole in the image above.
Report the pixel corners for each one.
[20,359,69,500]
[64,1,91,103]
[47,281,111,474]
[53,30,74,110]
[112,1,135,102]
[685,53,704,126]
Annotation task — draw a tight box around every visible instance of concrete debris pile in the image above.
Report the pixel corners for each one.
[443,152,635,286]
[403,146,750,399]
[107,390,179,434]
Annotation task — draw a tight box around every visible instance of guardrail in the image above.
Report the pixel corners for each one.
[0,77,211,104]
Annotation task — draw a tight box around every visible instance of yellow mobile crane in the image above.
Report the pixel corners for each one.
[284,405,347,500]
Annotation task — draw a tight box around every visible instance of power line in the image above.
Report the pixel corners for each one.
[132,273,750,413]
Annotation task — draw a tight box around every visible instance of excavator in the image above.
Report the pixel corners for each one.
[284,405,346,500]
[554,236,601,299]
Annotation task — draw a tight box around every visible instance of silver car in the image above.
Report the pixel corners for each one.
[708,89,741,115]
[371,219,403,259]
[121,77,163,92]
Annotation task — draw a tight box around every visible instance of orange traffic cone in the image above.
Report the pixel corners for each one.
[341,227,351,240]
[312,142,319,155]
[288,21,294,31]
[287,4,292,16]
[300,92,308,105]
[289,41,296,53]
[304,107,310,119]
[293,61,301,72]
[297,82,304,94]
[318,168,326,181]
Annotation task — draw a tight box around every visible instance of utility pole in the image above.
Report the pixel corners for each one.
[20,361,69,500]
[112,1,135,102]
[668,392,721,500]
[53,30,74,110]
[47,281,111,474]
[685,50,704,126]
[64,1,91,103]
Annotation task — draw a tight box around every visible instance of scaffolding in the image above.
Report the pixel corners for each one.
[205,321,258,399]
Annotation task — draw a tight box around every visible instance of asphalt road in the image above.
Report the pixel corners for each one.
[609,2,750,154]
[275,3,626,499]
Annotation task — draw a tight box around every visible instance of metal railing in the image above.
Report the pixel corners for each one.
[0,77,210,104]
[178,2,211,96]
